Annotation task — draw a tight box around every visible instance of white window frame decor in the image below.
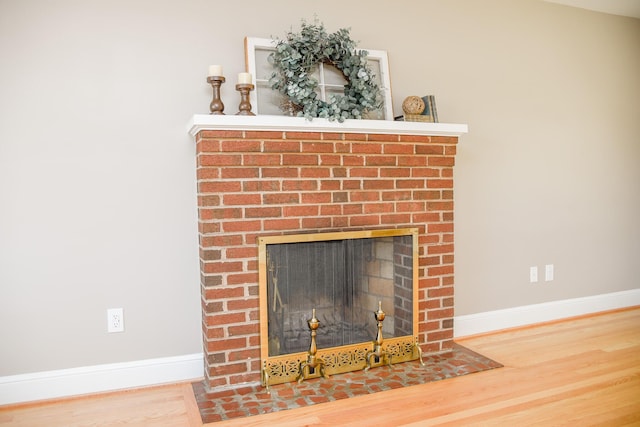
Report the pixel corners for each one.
[244,37,394,120]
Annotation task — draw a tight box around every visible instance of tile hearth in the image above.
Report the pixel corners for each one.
[193,343,502,423]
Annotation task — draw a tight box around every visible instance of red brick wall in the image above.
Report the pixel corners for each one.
[195,129,458,391]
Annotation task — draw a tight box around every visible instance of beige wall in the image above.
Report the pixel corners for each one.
[0,0,638,376]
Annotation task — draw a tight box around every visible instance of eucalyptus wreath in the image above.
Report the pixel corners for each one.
[268,20,383,122]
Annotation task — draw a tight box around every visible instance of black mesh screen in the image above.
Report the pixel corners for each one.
[265,235,413,356]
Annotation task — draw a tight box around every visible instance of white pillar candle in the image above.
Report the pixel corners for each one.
[238,72,252,84]
[208,65,223,77]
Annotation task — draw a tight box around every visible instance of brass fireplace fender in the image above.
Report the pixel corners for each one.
[261,335,423,389]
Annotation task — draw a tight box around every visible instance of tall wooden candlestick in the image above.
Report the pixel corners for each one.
[207,76,225,115]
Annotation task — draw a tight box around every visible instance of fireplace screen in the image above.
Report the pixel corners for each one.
[258,228,419,384]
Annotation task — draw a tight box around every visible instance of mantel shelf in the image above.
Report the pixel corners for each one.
[187,114,468,137]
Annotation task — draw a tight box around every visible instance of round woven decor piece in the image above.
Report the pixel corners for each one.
[402,96,425,115]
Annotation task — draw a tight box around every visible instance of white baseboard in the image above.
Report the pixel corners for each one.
[3,290,638,406]
[454,289,640,338]
[0,353,203,406]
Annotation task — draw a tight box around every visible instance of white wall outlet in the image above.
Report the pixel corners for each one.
[107,308,124,333]
[529,266,538,283]
[545,264,554,282]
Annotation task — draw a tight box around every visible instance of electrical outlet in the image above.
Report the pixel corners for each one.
[529,266,538,283]
[545,264,554,282]
[107,308,124,333]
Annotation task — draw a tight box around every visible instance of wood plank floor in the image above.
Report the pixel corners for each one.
[1,307,638,426]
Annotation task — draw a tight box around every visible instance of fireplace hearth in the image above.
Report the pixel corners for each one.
[192,343,502,423]
[188,114,467,393]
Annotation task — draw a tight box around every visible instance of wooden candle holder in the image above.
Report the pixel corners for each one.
[235,83,255,116]
[207,76,225,115]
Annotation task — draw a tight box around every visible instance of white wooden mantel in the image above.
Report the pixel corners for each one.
[187,114,468,137]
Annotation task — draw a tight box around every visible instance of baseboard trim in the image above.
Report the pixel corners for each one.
[3,290,639,405]
[454,289,640,338]
[0,353,203,406]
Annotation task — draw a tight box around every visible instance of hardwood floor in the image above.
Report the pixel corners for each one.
[0,383,202,427]
[1,307,638,426]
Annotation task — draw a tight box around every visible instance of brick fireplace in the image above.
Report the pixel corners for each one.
[188,115,467,393]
